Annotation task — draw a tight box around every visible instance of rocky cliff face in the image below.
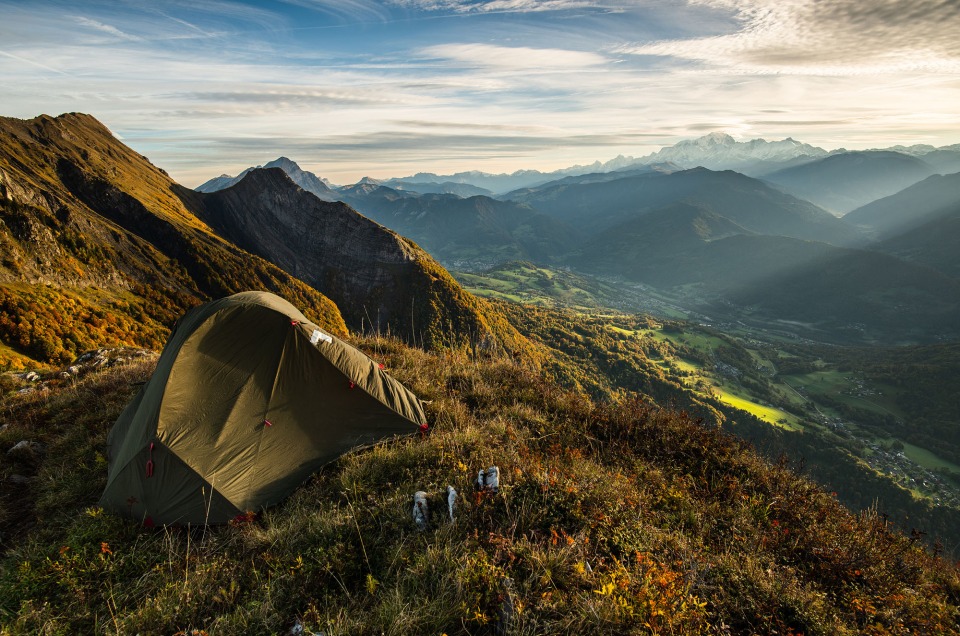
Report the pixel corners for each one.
[196,168,520,351]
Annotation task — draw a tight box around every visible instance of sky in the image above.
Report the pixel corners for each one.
[2,0,959,186]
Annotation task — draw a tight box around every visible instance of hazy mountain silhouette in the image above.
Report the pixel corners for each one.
[505,167,861,246]
[381,180,493,198]
[844,172,960,237]
[844,172,960,278]
[763,151,937,214]
[340,189,578,268]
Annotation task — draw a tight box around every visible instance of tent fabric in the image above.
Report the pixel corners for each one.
[100,291,426,525]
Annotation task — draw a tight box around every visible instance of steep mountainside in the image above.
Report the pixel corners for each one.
[506,167,861,246]
[841,172,960,278]
[571,201,748,271]
[874,214,960,279]
[340,189,578,268]
[0,113,345,368]
[717,235,960,340]
[763,151,937,214]
[843,172,960,237]
[194,169,530,352]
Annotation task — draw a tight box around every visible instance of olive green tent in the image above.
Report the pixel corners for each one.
[100,291,426,525]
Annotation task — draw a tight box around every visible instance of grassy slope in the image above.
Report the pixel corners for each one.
[1,344,959,634]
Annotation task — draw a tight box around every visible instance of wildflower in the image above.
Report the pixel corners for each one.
[100,542,112,555]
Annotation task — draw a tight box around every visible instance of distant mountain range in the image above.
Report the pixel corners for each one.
[762,151,940,214]
[191,147,960,343]
[197,131,960,204]
[634,132,828,175]
[502,165,860,245]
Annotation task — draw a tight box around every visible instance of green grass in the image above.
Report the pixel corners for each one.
[714,387,802,430]
[900,442,960,474]
[455,262,645,312]
[2,341,959,634]
[781,371,904,420]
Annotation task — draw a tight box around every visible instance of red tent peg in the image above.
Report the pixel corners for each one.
[419,422,429,438]
[263,419,272,428]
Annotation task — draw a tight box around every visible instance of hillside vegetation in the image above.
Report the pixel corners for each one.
[490,302,960,545]
[0,114,347,370]
[2,341,959,634]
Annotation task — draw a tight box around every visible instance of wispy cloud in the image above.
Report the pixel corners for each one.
[278,0,391,22]
[619,0,960,75]
[419,42,608,70]
[3,0,959,185]
[75,16,143,41]
[0,49,68,75]
[179,87,436,107]
[388,0,624,13]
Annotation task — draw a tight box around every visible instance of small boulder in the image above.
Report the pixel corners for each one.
[7,440,44,459]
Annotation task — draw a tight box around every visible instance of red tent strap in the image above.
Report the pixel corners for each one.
[348,381,355,389]
[290,320,300,326]
[145,442,155,478]
[419,422,429,438]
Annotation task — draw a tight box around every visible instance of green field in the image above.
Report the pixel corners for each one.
[455,263,616,309]
[715,387,802,430]
[900,441,960,474]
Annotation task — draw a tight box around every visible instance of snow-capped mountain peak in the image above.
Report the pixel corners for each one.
[637,132,828,173]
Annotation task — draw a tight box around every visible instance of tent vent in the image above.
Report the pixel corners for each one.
[310,329,332,345]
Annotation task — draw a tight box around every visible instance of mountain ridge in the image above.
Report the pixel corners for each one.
[763,151,938,214]
[0,112,346,366]
[193,167,529,351]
